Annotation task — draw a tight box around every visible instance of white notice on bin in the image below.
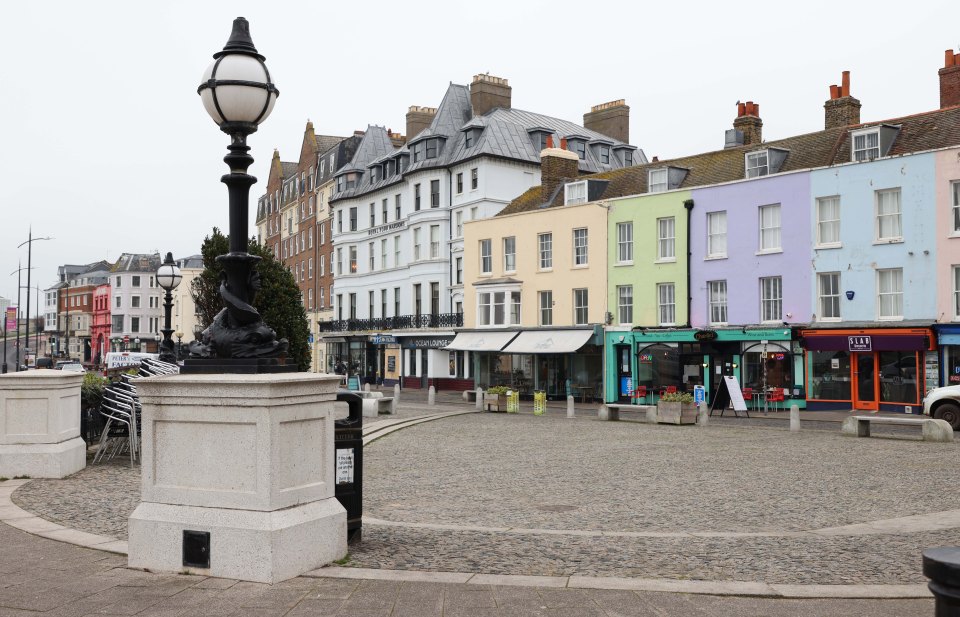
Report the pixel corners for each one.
[336,448,354,484]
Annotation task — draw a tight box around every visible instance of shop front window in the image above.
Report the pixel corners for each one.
[808,350,852,400]
[742,345,793,391]
[945,346,960,387]
[879,351,919,404]
[635,345,680,391]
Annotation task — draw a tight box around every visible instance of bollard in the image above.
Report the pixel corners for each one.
[364,383,371,392]
[428,385,436,406]
[476,387,484,411]
[533,391,546,416]
[697,406,709,426]
[394,383,401,405]
[567,395,575,418]
[923,547,960,616]
[646,407,658,424]
[790,404,800,432]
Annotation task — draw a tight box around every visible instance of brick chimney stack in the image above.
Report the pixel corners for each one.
[405,106,436,141]
[824,70,862,129]
[470,74,511,117]
[733,101,762,146]
[941,49,960,108]
[583,99,630,143]
[540,136,580,203]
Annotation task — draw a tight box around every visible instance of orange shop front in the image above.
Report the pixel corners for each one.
[800,327,935,412]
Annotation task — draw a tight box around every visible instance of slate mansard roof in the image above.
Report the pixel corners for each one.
[330,82,646,204]
[500,104,960,216]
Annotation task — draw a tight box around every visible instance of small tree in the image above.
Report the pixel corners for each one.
[191,228,311,371]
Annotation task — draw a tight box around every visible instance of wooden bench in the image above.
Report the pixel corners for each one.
[600,403,656,422]
[841,415,953,442]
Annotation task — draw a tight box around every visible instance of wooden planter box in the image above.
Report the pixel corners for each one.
[656,401,698,425]
[484,394,508,412]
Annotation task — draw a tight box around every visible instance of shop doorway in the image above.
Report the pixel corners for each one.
[852,352,879,411]
[615,345,631,402]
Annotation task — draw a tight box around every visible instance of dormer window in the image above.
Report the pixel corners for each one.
[567,138,587,160]
[412,137,443,163]
[599,146,610,164]
[336,171,360,192]
[648,169,668,193]
[527,128,552,151]
[850,125,899,163]
[746,151,769,178]
[853,130,880,161]
[647,167,688,193]
[370,166,380,183]
[565,181,587,205]
[464,127,482,148]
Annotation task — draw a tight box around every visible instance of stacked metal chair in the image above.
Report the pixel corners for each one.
[93,358,179,466]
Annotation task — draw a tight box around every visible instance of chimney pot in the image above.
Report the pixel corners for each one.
[546,135,554,149]
[947,49,956,68]
[824,71,861,128]
[560,137,568,150]
[733,100,762,145]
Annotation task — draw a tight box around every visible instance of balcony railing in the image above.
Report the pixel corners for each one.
[318,312,463,333]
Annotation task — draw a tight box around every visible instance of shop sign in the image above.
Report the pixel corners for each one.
[367,220,406,237]
[847,336,872,351]
[402,337,451,349]
[370,334,397,345]
[694,330,718,341]
[767,352,786,361]
[638,353,653,363]
[620,377,633,395]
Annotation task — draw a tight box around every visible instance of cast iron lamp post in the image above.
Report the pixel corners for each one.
[190,17,288,369]
[174,330,183,360]
[155,253,182,364]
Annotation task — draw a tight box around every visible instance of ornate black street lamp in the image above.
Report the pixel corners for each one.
[188,17,288,371]
[155,253,182,364]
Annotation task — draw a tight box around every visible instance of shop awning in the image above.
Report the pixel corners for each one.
[501,329,594,354]
[444,331,518,351]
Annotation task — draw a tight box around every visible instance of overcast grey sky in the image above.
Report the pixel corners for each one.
[1,0,956,306]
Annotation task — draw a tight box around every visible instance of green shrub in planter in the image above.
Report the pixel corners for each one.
[486,386,510,395]
[659,391,694,404]
[80,372,108,411]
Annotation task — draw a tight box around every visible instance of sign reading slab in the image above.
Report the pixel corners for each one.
[848,336,872,351]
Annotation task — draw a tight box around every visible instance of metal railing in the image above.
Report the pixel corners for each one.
[318,312,463,332]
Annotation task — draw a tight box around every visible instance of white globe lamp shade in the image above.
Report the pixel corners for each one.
[198,17,278,128]
[156,253,182,291]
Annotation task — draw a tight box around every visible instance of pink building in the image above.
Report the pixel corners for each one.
[90,284,111,366]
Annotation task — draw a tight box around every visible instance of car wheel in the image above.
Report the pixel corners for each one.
[934,402,960,430]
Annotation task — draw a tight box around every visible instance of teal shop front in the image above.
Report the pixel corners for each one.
[604,327,805,409]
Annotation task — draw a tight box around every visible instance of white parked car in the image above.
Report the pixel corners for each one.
[58,362,85,373]
[922,385,960,429]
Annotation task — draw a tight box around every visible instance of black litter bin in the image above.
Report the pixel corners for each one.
[334,390,363,544]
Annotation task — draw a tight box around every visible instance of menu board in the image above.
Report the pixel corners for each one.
[925,351,940,391]
[724,376,748,411]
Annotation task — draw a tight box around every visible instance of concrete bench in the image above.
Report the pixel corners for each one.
[600,403,656,423]
[361,394,395,417]
[463,390,478,402]
[841,415,953,442]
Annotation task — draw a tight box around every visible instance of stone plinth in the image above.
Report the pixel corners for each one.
[0,369,86,478]
[128,373,347,583]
